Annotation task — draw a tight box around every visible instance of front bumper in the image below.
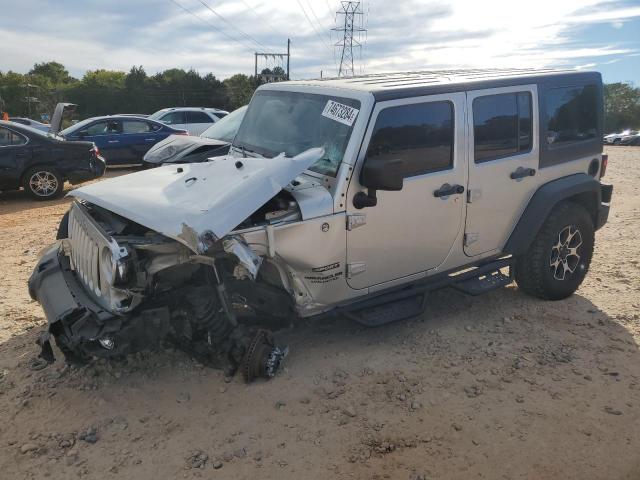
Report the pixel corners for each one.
[28,243,169,361]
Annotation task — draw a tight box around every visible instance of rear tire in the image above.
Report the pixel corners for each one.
[23,167,64,200]
[515,201,594,300]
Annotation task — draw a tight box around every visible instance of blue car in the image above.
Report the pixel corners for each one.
[59,116,188,165]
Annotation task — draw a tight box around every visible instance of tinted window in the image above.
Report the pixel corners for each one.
[84,121,119,135]
[545,85,597,146]
[0,127,27,146]
[474,92,532,163]
[10,118,29,125]
[160,111,186,125]
[186,111,213,124]
[123,120,153,133]
[366,101,454,177]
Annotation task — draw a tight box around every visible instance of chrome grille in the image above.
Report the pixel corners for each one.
[69,208,102,297]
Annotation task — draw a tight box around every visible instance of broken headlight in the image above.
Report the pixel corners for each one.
[100,246,134,287]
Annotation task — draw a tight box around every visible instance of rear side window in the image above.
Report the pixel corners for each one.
[186,111,213,124]
[0,127,27,146]
[84,121,120,135]
[473,92,532,163]
[545,85,597,146]
[123,120,153,133]
[160,111,186,125]
[366,101,454,178]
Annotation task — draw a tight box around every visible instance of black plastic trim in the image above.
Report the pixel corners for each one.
[503,173,604,255]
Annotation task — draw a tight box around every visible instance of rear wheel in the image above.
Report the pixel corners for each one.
[515,201,594,300]
[23,167,64,200]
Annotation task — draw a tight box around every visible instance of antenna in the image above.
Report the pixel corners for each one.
[333,1,365,77]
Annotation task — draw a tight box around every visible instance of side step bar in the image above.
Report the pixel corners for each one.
[339,257,514,327]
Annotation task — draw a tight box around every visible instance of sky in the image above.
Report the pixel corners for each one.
[0,0,639,84]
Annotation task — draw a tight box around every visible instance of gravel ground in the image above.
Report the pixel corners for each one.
[0,148,638,480]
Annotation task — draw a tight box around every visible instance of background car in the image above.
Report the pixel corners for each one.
[143,105,246,166]
[0,120,105,200]
[8,117,51,132]
[148,107,228,135]
[620,132,640,146]
[604,130,638,144]
[59,116,187,165]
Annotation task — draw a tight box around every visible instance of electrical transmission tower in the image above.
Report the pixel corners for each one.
[333,1,365,77]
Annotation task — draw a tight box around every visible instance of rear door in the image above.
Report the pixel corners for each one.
[186,111,214,135]
[464,85,540,256]
[121,120,164,162]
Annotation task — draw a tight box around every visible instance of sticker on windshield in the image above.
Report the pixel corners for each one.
[322,100,359,126]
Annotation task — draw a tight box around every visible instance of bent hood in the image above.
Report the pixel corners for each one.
[144,134,229,163]
[69,148,324,253]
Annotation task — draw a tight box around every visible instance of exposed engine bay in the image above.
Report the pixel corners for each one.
[31,195,303,382]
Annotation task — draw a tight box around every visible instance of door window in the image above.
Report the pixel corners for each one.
[544,85,597,146]
[84,121,120,136]
[473,92,532,163]
[0,127,27,146]
[122,120,154,133]
[366,101,454,177]
[186,111,213,124]
[159,111,186,125]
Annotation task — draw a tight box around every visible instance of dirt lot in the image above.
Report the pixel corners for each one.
[0,149,639,480]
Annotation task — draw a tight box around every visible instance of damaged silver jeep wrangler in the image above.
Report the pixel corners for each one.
[29,69,612,381]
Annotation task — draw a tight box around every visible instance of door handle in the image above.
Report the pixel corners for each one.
[144,138,155,141]
[433,183,465,198]
[510,167,536,180]
[108,140,120,144]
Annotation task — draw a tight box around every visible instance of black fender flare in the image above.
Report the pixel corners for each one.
[504,173,605,256]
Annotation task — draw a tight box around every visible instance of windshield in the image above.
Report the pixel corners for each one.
[59,117,96,136]
[233,90,360,177]
[201,105,247,142]
[12,122,63,141]
[148,109,169,121]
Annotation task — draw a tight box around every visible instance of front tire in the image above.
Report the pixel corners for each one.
[23,167,64,200]
[515,201,595,300]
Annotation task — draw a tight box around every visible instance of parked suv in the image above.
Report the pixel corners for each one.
[148,107,228,136]
[29,69,612,381]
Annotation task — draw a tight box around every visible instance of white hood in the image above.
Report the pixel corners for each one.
[70,148,325,253]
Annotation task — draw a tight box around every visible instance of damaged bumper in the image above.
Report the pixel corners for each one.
[28,243,170,361]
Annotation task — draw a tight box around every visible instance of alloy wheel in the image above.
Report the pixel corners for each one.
[29,171,59,197]
[549,225,583,281]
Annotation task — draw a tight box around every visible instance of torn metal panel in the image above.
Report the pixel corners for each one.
[69,148,325,253]
[223,236,263,280]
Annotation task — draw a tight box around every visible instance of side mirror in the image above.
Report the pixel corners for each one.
[353,157,404,209]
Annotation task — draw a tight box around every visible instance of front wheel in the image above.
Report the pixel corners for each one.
[23,167,64,200]
[515,201,595,300]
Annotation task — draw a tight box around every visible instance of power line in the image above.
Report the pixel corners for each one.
[168,0,255,51]
[195,0,264,50]
[295,0,333,53]
[238,0,282,40]
[305,0,330,38]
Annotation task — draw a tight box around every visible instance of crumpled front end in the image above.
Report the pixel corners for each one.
[28,201,291,382]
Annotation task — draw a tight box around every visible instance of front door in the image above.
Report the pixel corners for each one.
[81,120,123,164]
[346,93,467,290]
[0,126,29,189]
[464,85,540,256]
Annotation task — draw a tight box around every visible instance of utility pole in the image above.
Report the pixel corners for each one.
[254,39,291,82]
[333,1,365,77]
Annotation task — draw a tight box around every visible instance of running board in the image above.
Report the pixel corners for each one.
[344,293,427,327]
[452,266,513,296]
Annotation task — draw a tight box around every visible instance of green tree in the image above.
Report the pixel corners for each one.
[29,61,72,84]
[223,74,256,109]
[604,82,640,132]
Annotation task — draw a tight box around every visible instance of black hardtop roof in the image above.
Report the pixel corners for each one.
[287,68,602,101]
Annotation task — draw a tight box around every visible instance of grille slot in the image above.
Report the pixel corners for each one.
[68,206,103,297]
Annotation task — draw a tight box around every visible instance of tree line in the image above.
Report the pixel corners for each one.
[1,62,639,133]
[0,61,259,120]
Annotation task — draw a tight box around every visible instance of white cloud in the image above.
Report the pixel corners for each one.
[0,0,638,79]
